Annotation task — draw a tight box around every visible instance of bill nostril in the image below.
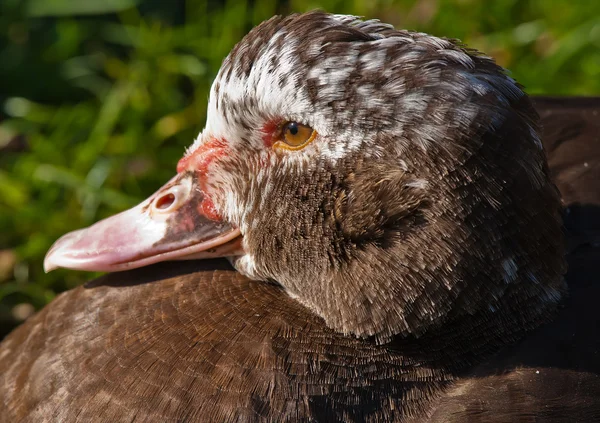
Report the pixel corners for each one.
[149,175,193,216]
[155,193,176,210]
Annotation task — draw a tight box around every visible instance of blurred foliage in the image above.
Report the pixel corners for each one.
[1,0,599,335]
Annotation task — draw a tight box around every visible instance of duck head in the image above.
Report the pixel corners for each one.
[45,12,566,343]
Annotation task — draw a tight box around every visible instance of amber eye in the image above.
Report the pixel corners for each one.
[274,121,317,150]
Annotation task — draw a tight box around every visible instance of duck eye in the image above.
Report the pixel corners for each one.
[274,121,317,150]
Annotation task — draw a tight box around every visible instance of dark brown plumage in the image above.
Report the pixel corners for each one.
[1,11,599,423]
[422,97,600,422]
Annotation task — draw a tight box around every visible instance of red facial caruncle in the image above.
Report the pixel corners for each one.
[177,137,230,222]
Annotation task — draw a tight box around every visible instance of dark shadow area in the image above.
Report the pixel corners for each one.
[84,258,235,289]
[564,203,600,253]
[474,204,600,375]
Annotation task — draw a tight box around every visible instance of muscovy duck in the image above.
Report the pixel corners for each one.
[1,11,599,423]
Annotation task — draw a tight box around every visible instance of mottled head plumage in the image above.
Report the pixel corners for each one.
[192,11,536,159]
[184,11,566,343]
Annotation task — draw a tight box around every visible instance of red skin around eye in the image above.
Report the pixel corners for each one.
[261,120,280,148]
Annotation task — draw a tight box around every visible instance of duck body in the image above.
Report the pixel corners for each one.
[2,201,600,422]
[3,244,598,423]
[1,261,447,422]
[1,10,600,422]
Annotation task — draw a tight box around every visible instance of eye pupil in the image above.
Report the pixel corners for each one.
[287,122,299,136]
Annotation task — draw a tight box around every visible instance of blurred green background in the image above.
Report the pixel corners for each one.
[1,0,599,337]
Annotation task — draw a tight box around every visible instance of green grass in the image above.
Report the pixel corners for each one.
[1,0,599,334]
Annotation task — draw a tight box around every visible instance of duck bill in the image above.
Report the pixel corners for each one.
[43,171,242,273]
